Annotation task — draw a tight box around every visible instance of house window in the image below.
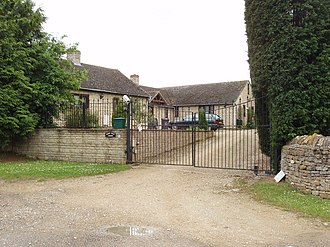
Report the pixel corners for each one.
[174,106,179,117]
[199,105,214,114]
[149,106,154,115]
[73,94,89,108]
[113,97,119,112]
[243,105,246,117]
[209,105,214,114]
[165,108,168,119]
[248,84,250,95]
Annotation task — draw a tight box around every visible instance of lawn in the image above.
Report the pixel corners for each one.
[248,178,330,222]
[0,158,131,180]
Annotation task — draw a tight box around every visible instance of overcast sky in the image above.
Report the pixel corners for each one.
[33,0,250,87]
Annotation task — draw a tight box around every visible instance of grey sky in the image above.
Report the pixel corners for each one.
[33,0,250,87]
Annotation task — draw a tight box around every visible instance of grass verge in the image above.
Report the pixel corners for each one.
[246,178,330,222]
[0,160,131,181]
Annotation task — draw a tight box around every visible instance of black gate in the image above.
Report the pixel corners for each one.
[128,97,273,173]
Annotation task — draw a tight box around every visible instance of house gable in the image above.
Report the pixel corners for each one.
[151,92,167,105]
[140,86,170,105]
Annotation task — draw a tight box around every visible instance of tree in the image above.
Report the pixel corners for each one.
[0,0,85,148]
[245,0,330,170]
[198,108,208,130]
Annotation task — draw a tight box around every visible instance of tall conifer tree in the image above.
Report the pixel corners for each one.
[245,0,330,169]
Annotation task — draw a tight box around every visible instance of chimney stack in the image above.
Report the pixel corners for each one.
[67,50,81,66]
[130,74,139,85]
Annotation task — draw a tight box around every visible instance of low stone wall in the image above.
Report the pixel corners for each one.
[11,128,214,165]
[12,129,127,164]
[281,134,330,199]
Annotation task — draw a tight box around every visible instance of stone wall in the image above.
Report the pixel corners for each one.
[281,134,330,199]
[11,129,214,165]
[12,129,127,164]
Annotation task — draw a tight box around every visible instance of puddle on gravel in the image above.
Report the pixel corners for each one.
[107,226,159,236]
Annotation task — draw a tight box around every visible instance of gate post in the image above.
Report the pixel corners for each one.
[82,102,87,128]
[126,101,132,164]
[192,112,196,166]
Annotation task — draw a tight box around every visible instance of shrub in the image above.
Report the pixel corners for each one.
[64,108,99,128]
[198,109,208,130]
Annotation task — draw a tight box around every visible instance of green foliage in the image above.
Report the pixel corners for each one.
[0,159,131,180]
[0,0,85,147]
[245,0,330,169]
[64,108,99,128]
[246,107,256,129]
[198,108,208,130]
[112,99,150,128]
[112,100,127,119]
[131,99,150,125]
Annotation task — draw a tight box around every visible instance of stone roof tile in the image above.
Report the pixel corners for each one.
[142,81,249,106]
[78,64,149,98]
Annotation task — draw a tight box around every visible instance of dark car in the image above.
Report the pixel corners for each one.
[169,113,224,130]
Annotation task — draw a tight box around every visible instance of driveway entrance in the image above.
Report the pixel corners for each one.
[130,97,273,174]
[1,165,329,246]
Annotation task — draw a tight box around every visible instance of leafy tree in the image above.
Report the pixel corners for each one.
[198,108,208,130]
[0,0,85,147]
[245,0,330,170]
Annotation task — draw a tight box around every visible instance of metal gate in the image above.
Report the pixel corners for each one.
[128,97,274,174]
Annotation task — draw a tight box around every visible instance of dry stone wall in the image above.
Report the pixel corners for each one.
[281,134,330,199]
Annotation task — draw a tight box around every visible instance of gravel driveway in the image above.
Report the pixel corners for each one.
[0,164,329,247]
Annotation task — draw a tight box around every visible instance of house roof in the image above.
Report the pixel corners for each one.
[140,86,169,105]
[142,80,249,106]
[140,85,159,98]
[78,64,149,98]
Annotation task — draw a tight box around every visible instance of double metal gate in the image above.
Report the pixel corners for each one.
[128,98,274,174]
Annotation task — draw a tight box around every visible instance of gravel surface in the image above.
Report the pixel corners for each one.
[0,164,329,247]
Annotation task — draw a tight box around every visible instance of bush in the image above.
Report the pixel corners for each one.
[198,109,208,130]
[112,100,127,119]
[64,109,99,128]
[246,107,256,129]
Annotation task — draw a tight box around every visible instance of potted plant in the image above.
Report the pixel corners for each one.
[112,100,127,129]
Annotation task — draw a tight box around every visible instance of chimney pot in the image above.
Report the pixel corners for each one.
[130,74,139,85]
[67,50,81,65]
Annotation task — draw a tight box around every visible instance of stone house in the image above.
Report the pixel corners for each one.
[141,80,253,127]
[67,51,149,127]
[67,51,252,128]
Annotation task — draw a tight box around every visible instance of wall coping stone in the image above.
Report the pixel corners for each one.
[288,133,330,149]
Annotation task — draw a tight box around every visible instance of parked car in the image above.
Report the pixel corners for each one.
[169,113,224,130]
